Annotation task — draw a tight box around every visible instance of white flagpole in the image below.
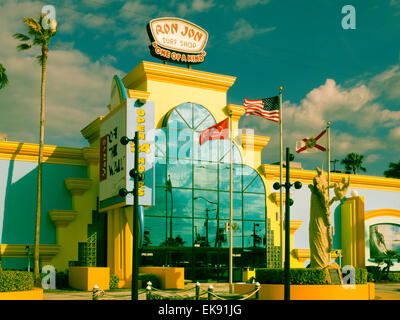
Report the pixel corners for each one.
[279,87,284,269]
[327,121,331,262]
[229,114,233,293]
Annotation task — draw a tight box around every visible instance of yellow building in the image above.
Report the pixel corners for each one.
[1,61,400,288]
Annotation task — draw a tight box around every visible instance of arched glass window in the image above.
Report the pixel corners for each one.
[143,103,266,252]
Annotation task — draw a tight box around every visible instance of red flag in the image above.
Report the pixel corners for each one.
[199,118,229,145]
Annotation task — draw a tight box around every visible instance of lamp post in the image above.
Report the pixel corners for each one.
[119,132,143,301]
[194,196,219,247]
[273,147,302,301]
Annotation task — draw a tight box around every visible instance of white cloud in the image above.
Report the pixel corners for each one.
[178,0,215,16]
[227,18,275,43]
[0,0,123,147]
[235,0,270,9]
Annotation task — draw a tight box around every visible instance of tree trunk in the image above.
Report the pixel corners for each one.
[34,52,47,285]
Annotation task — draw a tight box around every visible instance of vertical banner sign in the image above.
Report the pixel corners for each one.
[99,99,155,211]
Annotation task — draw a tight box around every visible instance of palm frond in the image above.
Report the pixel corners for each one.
[35,55,43,66]
[13,33,30,41]
[16,43,32,51]
[23,17,42,33]
[0,63,9,89]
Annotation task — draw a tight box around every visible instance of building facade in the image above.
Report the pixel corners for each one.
[1,61,400,287]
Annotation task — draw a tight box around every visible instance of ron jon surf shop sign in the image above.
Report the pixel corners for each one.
[147,17,208,65]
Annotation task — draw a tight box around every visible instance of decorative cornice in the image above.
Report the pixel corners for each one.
[82,147,99,165]
[241,134,270,152]
[48,210,78,227]
[270,192,291,206]
[261,164,400,192]
[0,244,61,261]
[122,61,236,93]
[289,220,303,235]
[225,104,245,121]
[81,117,103,145]
[65,178,93,196]
[365,209,400,220]
[0,141,87,166]
[127,89,151,101]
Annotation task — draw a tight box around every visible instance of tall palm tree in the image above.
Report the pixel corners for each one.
[0,63,9,89]
[13,15,57,284]
[340,153,367,175]
[384,161,400,179]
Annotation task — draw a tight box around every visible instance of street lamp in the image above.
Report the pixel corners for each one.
[273,147,302,301]
[194,197,220,247]
[118,132,144,301]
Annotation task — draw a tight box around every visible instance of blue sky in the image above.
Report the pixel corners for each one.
[0,0,399,176]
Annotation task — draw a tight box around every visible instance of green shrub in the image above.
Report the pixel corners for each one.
[355,268,368,284]
[387,272,400,282]
[110,274,119,289]
[55,271,70,289]
[138,273,160,289]
[0,271,34,292]
[255,268,328,285]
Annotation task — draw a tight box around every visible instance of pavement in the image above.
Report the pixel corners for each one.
[43,282,400,300]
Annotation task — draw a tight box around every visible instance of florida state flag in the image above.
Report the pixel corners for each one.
[199,118,229,145]
[296,129,327,153]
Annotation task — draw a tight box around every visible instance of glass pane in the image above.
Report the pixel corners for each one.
[167,188,192,218]
[219,164,242,192]
[195,114,216,131]
[194,190,218,218]
[155,157,166,187]
[154,128,167,158]
[194,162,218,190]
[219,141,242,164]
[243,193,265,221]
[218,192,242,220]
[168,129,193,160]
[192,131,219,162]
[243,166,265,194]
[232,220,243,248]
[175,102,193,129]
[143,216,167,247]
[194,219,224,248]
[166,218,192,247]
[167,109,190,129]
[193,103,213,129]
[167,159,192,188]
[243,221,266,248]
[144,187,166,217]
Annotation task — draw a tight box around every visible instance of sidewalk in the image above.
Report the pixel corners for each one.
[43,282,400,300]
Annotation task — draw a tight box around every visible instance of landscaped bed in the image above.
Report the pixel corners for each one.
[0,270,43,300]
[234,268,375,300]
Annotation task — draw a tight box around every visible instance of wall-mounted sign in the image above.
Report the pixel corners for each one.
[99,98,155,211]
[147,17,208,65]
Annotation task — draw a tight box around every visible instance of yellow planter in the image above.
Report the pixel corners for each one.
[0,288,43,300]
[234,282,375,300]
[69,267,110,291]
[139,267,184,289]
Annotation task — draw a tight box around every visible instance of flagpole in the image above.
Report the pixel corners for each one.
[327,121,331,262]
[229,114,233,293]
[279,86,284,269]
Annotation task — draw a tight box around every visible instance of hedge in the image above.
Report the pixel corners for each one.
[255,268,328,285]
[110,274,119,289]
[138,273,160,289]
[256,268,369,285]
[0,271,34,292]
[387,272,400,282]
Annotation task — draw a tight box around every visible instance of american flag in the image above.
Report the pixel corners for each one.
[243,96,280,123]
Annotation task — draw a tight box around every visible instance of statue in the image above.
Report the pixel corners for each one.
[309,168,350,268]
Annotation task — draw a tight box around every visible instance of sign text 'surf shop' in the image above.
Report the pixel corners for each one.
[147,17,208,65]
[99,99,155,211]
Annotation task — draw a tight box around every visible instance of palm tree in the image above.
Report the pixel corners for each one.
[384,161,400,179]
[340,153,367,175]
[13,15,57,284]
[0,63,9,89]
